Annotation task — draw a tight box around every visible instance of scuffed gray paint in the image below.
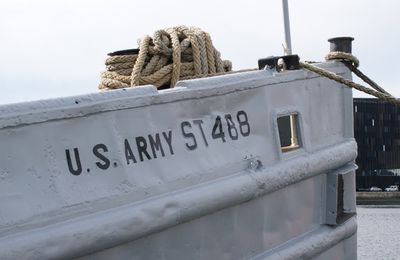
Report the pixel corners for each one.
[0,62,357,259]
[253,218,357,260]
[0,141,356,259]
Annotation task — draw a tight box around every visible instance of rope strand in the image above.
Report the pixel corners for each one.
[300,61,400,105]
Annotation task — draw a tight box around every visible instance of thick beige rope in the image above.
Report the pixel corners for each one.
[325,51,359,67]
[326,51,393,97]
[301,56,400,105]
[99,26,233,90]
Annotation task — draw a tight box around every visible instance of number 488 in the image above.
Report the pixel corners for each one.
[212,110,250,142]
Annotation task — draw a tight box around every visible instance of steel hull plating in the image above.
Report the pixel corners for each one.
[0,62,357,259]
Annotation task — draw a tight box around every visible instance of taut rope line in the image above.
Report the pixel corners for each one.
[301,51,399,105]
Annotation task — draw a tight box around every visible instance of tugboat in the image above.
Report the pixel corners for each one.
[0,3,358,260]
[0,42,357,260]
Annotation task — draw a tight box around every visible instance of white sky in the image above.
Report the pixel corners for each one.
[0,0,399,105]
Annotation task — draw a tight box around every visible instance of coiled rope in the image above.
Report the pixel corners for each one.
[99,26,236,90]
[301,51,400,105]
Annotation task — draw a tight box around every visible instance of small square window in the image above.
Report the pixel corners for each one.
[278,114,301,152]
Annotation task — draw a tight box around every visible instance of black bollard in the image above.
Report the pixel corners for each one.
[328,37,354,54]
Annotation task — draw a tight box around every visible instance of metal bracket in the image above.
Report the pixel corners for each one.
[326,163,357,226]
[258,55,300,71]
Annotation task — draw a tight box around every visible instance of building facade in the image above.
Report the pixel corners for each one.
[354,98,400,189]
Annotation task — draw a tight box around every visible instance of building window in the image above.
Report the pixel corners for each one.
[371,119,375,126]
[383,145,386,152]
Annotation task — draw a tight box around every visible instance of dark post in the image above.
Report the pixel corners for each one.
[328,37,354,54]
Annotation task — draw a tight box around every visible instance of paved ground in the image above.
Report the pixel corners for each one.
[357,206,400,260]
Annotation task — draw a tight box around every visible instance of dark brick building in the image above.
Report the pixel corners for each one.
[354,98,400,189]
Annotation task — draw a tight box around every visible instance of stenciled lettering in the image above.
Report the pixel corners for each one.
[162,130,174,155]
[65,109,251,175]
[124,139,137,164]
[65,148,82,175]
[148,133,165,159]
[136,136,152,161]
[237,110,250,136]
[193,119,208,147]
[225,114,238,140]
[212,116,226,142]
[181,121,197,150]
[93,144,110,170]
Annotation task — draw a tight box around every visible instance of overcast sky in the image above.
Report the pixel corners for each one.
[0,0,399,105]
